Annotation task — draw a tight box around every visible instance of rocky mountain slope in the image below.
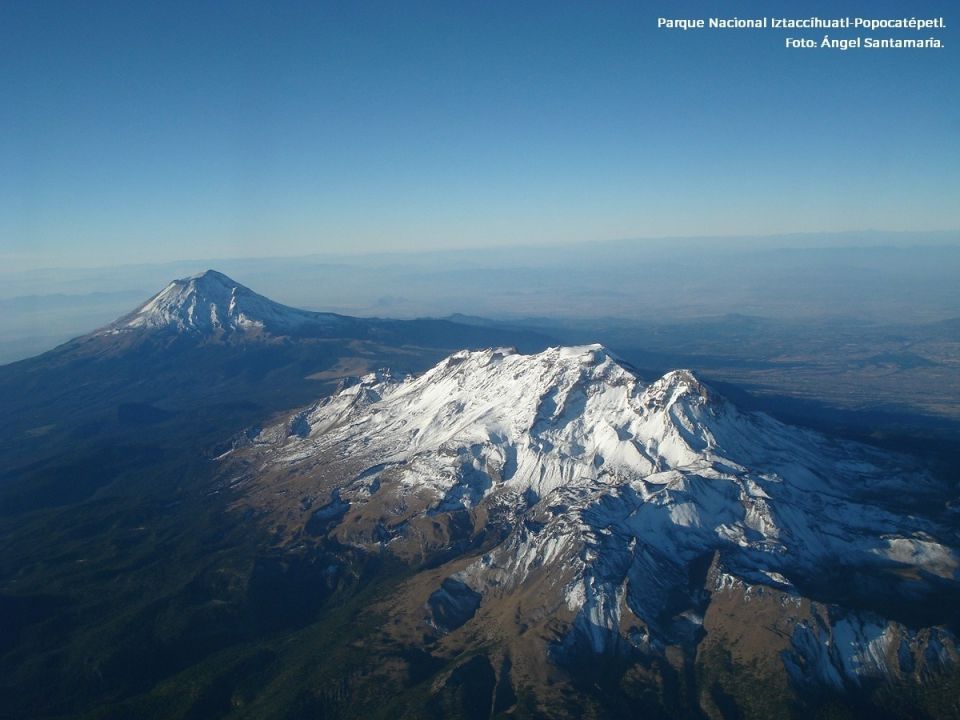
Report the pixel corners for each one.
[224,344,960,717]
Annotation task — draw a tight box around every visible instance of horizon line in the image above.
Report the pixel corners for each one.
[3,227,959,275]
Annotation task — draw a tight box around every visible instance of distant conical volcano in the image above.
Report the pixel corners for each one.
[102,269,350,337]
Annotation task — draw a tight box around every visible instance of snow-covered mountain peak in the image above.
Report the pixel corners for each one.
[268,345,768,502]
[409,343,625,390]
[250,346,958,580]
[186,268,234,287]
[232,345,958,680]
[102,269,345,336]
[644,368,715,408]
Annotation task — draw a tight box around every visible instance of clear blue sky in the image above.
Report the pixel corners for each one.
[2,0,957,269]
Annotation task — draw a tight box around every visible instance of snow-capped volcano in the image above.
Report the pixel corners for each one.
[104,269,347,336]
[229,344,958,689]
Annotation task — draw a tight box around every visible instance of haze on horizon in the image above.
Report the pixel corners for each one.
[0,231,957,365]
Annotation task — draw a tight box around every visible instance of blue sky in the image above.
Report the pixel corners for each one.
[2,0,957,269]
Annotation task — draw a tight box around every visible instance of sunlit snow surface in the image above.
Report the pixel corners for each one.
[101,269,346,335]
[247,344,959,676]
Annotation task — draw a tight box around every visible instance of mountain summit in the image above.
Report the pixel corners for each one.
[104,269,347,337]
[228,345,958,704]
